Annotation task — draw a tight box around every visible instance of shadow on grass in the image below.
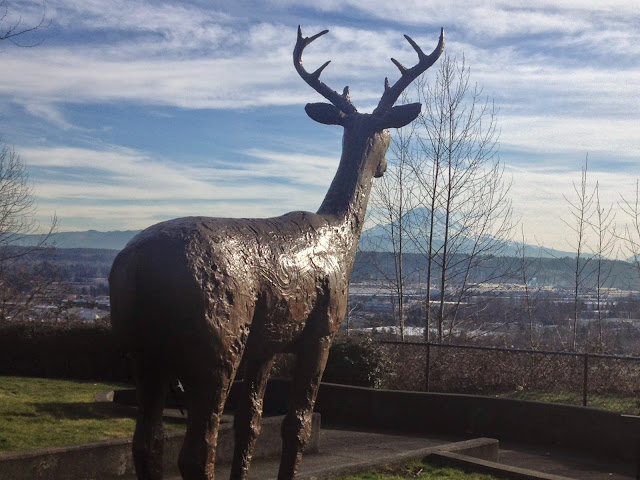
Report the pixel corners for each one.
[34,401,134,420]
[32,402,187,427]
[1,410,38,417]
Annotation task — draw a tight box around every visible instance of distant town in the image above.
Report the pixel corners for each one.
[17,243,640,354]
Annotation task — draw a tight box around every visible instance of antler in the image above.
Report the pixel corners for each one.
[294,26,358,115]
[373,28,445,116]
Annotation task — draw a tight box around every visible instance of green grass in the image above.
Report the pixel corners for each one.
[0,376,185,452]
[499,390,640,414]
[336,461,499,479]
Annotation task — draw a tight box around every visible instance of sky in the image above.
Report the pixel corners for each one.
[0,0,638,252]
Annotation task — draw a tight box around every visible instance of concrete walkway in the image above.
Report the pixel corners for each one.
[498,440,638,480]
[159,426,638,480]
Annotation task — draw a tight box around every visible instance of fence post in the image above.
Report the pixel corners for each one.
[583,353,589,407]
[425,342,430,392]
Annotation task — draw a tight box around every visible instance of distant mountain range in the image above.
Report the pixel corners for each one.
[19,229,141,250]
[360,207,575,259]
[17,207,574,258]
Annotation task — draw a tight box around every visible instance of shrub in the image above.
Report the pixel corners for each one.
[322,336,392,388]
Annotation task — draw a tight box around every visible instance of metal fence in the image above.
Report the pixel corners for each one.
[378,341,640,415]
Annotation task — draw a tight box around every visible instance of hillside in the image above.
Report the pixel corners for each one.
[19,230,140,250]
[352,250,640,290]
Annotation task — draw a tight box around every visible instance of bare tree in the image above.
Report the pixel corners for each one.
[344,297,359,337]
[562,156,595,351]
[407,74,442,342]
[0,3,55,321]
[363,111,418,341]
[515,226,543,348]
[0,143,57,322]
[408,55,513,343]
[589,181,616,352]
[0,0,47,47]
[620,180,640,279]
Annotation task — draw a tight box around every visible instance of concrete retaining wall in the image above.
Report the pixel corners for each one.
[0,413,320,480]
[258,379,640,461]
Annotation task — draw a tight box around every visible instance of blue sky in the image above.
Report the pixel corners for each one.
[0,0,638,251]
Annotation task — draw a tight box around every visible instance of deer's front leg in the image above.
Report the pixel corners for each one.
[230,355,275,480]
[277,334,332,480]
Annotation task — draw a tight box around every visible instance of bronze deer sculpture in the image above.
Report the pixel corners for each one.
[109,26,444,480]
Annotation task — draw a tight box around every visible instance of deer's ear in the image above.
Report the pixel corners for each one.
[376,103,422,129]
[305,102,346,126]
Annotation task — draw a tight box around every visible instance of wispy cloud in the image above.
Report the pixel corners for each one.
[2,1,638,249]
[3,4,637,130]
[23,145,327,199]
[48,0,237,53]
[21,102,75,130]
[22,145,334,230]
[0,23,446,110]
[500,115,640,161]
[241,149,337,186]
[268,0,638,39]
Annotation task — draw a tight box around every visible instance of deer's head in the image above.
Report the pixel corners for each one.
[294,26,444,179]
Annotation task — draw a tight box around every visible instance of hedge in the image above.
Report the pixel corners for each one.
[0,319,131,382]
[0,322,391,389]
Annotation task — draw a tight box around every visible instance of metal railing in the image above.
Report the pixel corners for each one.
[378,341,640,414]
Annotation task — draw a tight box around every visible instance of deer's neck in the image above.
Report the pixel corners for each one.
[316,131,382,268]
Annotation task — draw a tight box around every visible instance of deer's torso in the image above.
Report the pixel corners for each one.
[111,211,357,356]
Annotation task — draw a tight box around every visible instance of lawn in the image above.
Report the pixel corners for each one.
[0,376,185,452]
[337,461,499,479]
[499,389,640,414]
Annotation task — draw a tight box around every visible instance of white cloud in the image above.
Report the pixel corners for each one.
[2,0,637,125]
[1,49,295,109]
[34,201,275,232]
[21,145,335,230]
[48,0,236,53]
[22,102,75,130]
[241,149,337,186]
[1,6,637,122]
[500,115,640,161]
[4,0,639,247]
[267,0,638,39]
[23,145,327,199]
[0,22,445,111]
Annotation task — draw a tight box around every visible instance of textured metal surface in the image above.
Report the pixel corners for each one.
[109,26,443,480]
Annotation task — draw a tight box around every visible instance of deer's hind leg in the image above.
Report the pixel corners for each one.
[177,324,250,480]
[278,334,332,480]
[177,364,234,480]
[131,356,171,480]
[230,355,275,479]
